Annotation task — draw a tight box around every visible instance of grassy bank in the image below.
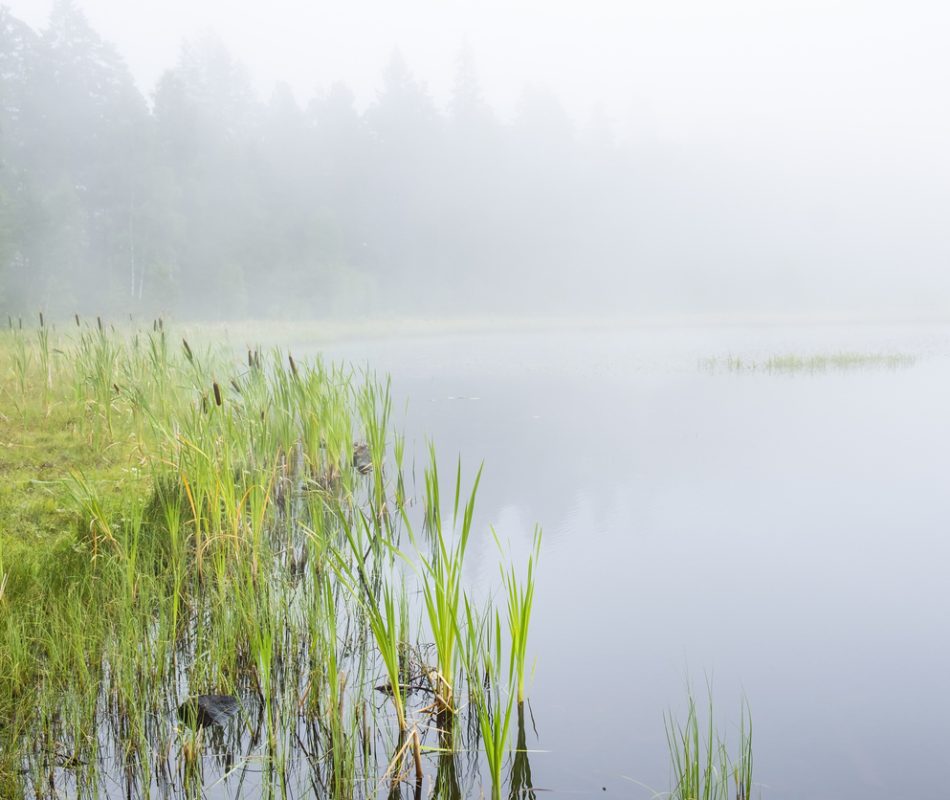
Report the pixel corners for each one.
[0,319,540,799]
[0,327,154,797]
[1,318,757,800]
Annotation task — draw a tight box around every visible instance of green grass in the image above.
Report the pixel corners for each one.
[0,319,547,799]
[475,611,517,800]
[0,319,758,800]
[414,450,482,718]
[496,525,541,706]
[665,691,754,800]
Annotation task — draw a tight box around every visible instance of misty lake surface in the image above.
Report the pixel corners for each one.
[310,322,950,800]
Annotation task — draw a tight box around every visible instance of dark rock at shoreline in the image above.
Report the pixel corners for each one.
[352,442,373,474]
[177,694,239,728]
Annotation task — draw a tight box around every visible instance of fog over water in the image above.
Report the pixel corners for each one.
[314,322,950,800]
[2,0,949,318]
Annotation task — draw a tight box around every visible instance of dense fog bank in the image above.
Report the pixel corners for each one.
[1,2,948,321]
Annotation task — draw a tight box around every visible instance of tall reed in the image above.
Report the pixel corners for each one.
[665,691,754,800]
[496,526,541,705]
[475,611,516,800]
[414,452,482,714]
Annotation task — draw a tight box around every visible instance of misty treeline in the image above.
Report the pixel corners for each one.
[0,2,642,319]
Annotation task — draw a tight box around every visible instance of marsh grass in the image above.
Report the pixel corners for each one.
[0,320,754,800]
[665,692,753,800]
[700,351,916,374]
[496,526,541,706]
[0,320,545,800]
[474,612,516,800]
[414,452,483,717]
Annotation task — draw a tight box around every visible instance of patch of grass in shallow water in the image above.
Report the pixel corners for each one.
[665,690,753,800]
[700,351,916,374]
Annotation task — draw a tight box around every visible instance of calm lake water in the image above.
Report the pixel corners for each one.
[312,322,950,800]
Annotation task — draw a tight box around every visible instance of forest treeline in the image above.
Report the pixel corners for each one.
[0,2,644,319]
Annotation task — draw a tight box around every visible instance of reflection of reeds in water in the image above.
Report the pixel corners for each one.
[700,351,916,374]
[509,703,536,800]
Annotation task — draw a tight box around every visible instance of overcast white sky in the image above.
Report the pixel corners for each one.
[7,0,950,160]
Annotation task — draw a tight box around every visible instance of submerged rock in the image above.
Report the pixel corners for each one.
[177,694,239,728]
[352,442,373,474]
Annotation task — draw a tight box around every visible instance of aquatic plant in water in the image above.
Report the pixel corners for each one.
[700,351,916,374]
[665,691,753,800]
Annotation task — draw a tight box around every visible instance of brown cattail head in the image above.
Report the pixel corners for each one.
[75,314,80,327]
[38,312,44,328]
[182,339,193,362]
[201,394,209,413]
[230,378,242,394]
[288,354,298,377]
[96,316,103,333]
[212,382,222,407]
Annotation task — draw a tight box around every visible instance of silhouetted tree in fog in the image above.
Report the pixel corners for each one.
[1,2,147,312]
[0,7,39,311]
